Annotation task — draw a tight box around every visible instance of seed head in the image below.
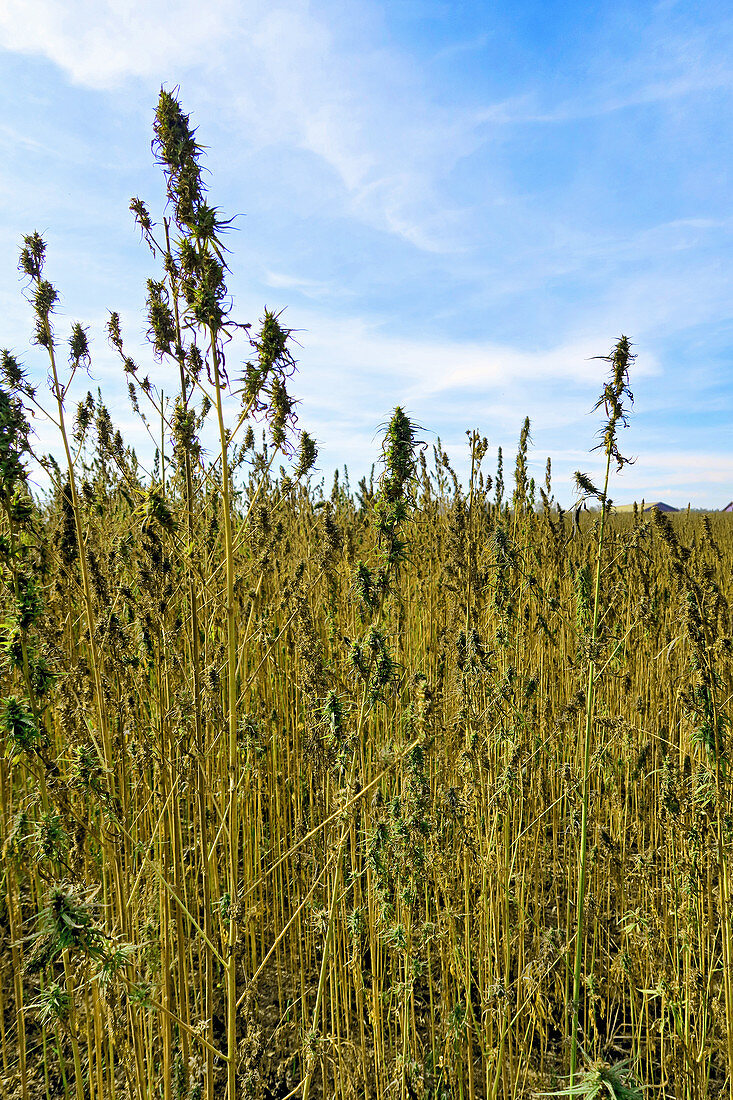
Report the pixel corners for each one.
[19,231,46,279]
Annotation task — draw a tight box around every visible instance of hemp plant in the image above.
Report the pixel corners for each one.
[123,87,313,1100]
[570,336,635,1084]
[302,407,421,1100]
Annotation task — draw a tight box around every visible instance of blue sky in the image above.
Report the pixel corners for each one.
[1,0,731,506]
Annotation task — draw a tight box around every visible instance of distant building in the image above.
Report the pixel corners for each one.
[613,501,679,513]
[724,501,733,512]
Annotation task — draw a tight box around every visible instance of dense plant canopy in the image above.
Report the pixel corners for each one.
[1,90,732,1100]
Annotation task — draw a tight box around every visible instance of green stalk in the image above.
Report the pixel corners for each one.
[43,332,110,777]
[165,218,212,1096]
[208,331,239,1100]
[301,687,369,1100]
[62,950,85,1100]
[464,432,478,1096]
[5,844,28,1100]
[569,442,612,1083]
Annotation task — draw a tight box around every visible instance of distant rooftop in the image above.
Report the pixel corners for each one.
[613,501,679,513]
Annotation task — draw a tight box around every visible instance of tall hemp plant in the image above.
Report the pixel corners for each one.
[569,337,635,1084]
[118,88,315,1100]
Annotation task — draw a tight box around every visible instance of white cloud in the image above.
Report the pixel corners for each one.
[263,270,336,299]
[290,309,661,400]
[0,0,239,88]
